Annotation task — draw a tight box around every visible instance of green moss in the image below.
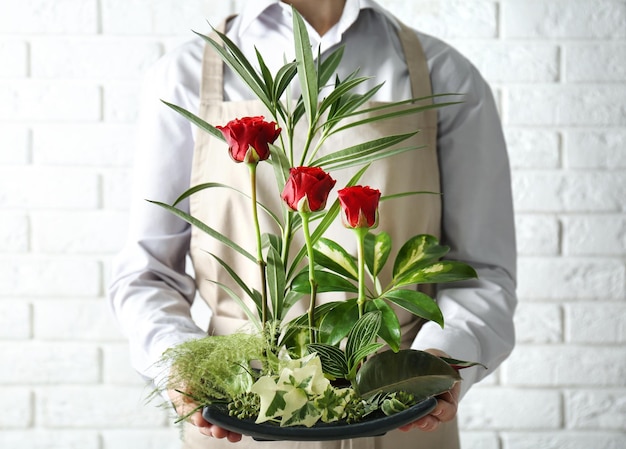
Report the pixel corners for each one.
[161,333,266,404]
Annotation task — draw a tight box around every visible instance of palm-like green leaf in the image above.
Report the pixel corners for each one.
[392,234,450,280]
[364,232,391,279]
[318,299,358,345]
[395,260,478,286]
[313,238,358,280]
[382,289,443,327]
[147,200,255,262]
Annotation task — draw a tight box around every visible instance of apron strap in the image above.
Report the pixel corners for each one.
[397,21,438,130]
[199,17,234,105]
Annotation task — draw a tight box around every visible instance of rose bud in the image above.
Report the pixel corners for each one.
[216,116,281,164]
[337,185,381,229]
[281,166,336,213]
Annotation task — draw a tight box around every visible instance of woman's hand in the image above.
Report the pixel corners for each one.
[168,388,243,442]
[398,348,461,433]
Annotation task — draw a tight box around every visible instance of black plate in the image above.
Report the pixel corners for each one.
[202,396,437,441]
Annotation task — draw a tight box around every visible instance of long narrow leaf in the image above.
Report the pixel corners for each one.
[318,46,344,88]
[266,245,286,321]
[273,61,298,101]
[207,280,262,331]
[311,132,417,168]
[171,182,282,229]
[161,100,225,142]
[195,31,272,110]
[292,8,318,125]
[205,251,257,305]
[380,191,441,202]
[329,101,463,135]
[318,76,372,115]
[323,146,424,172]
[147,200,255,262]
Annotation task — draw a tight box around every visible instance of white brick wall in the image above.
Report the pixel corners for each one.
[0,0,624,448]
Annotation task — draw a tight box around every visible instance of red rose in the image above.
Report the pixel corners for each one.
[216,116,281,163]
[281,166,336,213]
[337,186,381,228]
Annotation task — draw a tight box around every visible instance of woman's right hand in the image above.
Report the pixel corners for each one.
[168,388,243,443]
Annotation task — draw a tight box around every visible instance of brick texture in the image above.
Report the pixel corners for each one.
[1,0,624,445]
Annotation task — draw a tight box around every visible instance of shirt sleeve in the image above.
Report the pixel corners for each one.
[108,41,207,382]
[410,37,518,399]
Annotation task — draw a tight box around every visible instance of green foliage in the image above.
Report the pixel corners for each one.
[308,311,383,382]
[355,349,462,401]
[160,334,265,404]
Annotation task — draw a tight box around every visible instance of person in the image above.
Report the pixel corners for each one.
[109,0,517,448]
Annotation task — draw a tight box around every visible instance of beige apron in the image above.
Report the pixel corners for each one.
[184,17,459,449]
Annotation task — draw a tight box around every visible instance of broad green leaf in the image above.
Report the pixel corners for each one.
[365,299,401,352]
[382,288,443,327]
[392,234,450,280]
[318,299,358,345]
[313,238,358,280]
[395,260,478,286]
[291,270,358,294]
[364,232,391,278]
[355,349,461,400]
[147,200,255,262]
[346,311,381,367]
[349,343,384,374]
[281,290,304,319]
[207,280,261,331]
[292,8,318,125]
[267,245,286,320]
[280,302,340,350]
[307,343,349,379]
[311,132,416,168]
[161,100,225,142]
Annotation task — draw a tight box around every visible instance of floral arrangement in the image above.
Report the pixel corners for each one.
[152,9,482,432]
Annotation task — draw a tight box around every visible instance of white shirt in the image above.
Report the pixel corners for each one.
[109,0,517,399]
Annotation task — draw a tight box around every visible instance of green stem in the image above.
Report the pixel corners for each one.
[300,212,317,344]
[354,227,368,318]
[248,163,268,325]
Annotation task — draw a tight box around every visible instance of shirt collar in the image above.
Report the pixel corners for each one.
[237,0,398,40]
